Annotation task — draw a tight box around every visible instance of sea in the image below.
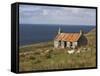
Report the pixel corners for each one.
[19,24,95,46]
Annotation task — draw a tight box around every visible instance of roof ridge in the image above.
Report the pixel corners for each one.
[55,33,81,42]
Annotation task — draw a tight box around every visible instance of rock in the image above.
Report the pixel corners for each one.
[67,49,75,54]
[45,49,50,53]
[83,48,87,50]
[76,49,80,54]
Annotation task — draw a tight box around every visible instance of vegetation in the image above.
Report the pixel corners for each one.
[19,28,96,72]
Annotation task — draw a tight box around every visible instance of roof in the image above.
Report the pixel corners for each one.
[55,33,81,42]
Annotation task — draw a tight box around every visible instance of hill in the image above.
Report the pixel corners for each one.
[85,28,96,47]
[19,28,96,72]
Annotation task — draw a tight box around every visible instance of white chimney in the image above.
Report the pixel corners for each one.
[80,30,83,36]
[58,27,61,34]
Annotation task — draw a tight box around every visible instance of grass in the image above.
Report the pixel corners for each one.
[19,28,96,72]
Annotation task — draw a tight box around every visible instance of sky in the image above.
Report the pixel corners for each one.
[19,5,96,26]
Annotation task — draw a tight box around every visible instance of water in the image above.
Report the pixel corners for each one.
[19,24,95,46]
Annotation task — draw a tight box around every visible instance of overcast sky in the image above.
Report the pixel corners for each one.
[19,5,96,26]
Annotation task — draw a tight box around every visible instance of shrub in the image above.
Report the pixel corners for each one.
[20,54,25,57]
[29,56,36,60]
[46,53,52,59]
[34,59,41,64]
[34,51,40,55]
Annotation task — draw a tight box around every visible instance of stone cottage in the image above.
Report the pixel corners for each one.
[54,27,87,49]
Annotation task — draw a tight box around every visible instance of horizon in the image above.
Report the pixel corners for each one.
[19,23,95,26]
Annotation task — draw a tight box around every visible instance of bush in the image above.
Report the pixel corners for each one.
[34,51,40,55]
[29,56,36,60]
[20,54,25,57]
[46,54,52,59]
[45,52,53,59]
[34,59,41,64]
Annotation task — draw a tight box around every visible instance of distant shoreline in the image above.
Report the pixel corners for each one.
[20,41,53,49]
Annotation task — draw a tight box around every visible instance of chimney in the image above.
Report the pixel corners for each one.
[58,27,61,34]
[80,30,83,36]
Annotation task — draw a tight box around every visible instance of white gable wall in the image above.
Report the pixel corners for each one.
[54,40,59,48]
[72,42,78,49]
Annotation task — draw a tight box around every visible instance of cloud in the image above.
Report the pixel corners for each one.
[19,5,96,25]
[42,10,49,16]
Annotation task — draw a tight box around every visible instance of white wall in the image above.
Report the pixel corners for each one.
[54,40,59,48]
[0,0,99,76]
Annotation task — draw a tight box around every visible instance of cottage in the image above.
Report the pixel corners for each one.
[54,28,86,49]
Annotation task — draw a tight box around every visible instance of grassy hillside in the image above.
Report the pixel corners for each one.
[85,28,96,47]
[19,28,96,72]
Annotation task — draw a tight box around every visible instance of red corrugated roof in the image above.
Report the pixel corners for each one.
[55,33,81,42]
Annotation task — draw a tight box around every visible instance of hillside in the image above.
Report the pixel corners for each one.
[19,28,96,72]
[85,28,96,47]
